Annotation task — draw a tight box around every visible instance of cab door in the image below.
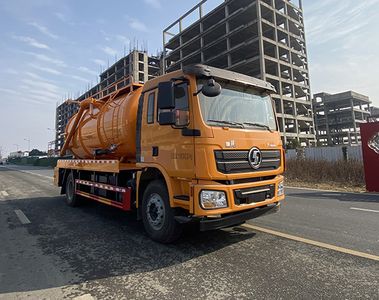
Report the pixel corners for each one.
[140,82,195,180]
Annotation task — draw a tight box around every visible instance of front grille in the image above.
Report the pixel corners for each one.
[214,175,276,185]
[215,149,281,174]
[234,184,275,205]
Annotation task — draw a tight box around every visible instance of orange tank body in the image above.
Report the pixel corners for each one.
[66,87,142,160]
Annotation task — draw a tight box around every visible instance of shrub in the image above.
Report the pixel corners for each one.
[285,159,364,187]
[7,157,59,168]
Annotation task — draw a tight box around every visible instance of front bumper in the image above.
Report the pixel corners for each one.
[192,175,284,216]
[199,202,280,231]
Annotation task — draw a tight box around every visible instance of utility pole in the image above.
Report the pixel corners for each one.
[47,128,57,157]
[13,144,20,151]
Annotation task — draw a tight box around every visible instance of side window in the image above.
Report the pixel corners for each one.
[174,83,189,127]
[147,93,155,124]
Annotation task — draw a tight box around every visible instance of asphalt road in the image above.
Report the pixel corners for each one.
[0,165,378,299]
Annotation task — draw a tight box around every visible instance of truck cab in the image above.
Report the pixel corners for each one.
[137,64,284,239]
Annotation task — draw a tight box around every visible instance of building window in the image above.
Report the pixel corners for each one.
[147,93,155,124]
[139,63,144,72]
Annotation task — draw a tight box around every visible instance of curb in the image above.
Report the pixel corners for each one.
[286,185,379,196]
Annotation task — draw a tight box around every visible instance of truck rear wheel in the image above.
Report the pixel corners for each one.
[65,172,82,207]
[142,180,182,243]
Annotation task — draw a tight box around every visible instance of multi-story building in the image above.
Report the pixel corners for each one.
[369,106,379,122]
[77,50,161,101]
[55,100,79,152]
[55,50,161,152]
[313,91,371,146]
[163,0,315,146]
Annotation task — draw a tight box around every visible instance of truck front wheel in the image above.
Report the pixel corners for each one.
[142,180,182,243]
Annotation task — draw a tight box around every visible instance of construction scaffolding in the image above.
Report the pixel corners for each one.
[163,0,315,146]
[313,91,371,146]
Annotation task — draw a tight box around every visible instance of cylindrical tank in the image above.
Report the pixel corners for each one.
[65,88,142,160]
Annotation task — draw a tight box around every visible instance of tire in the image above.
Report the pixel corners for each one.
[141,180,182,243]
[65,172,82,207]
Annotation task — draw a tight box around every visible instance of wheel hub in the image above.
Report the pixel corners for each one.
[146,193,165,230]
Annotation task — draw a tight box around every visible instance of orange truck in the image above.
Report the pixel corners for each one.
[54,64,285,243]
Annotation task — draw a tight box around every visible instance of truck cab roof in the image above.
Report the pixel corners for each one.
[142,64,276,94]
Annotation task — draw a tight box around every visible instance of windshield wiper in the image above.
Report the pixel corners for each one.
[207,119,245,128]
[243,122,273,133]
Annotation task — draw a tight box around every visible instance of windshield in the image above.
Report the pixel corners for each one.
[197,80,277,131]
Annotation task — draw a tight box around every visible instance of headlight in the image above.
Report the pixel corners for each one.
[277,181,284,196]
[200,190,227,209]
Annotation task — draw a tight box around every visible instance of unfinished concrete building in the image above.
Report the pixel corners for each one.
[55,100,79,152]
[163,0,315,145]
[96,50,160,96]
[55,50,161,152]
[313,91,371,146]
[77,50,161,101]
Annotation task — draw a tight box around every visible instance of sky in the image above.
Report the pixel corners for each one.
[0,0,378,156]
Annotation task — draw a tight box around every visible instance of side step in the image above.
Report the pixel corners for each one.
[75,179,131,211]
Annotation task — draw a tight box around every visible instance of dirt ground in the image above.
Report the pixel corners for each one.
[286,179,366,193]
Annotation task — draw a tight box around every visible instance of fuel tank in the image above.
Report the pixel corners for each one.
[66,88,142,160]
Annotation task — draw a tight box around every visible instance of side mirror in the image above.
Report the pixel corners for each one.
[174,85,186,99]
[158,82,175,109]
[159,111,176,125]
[202,79,222,97]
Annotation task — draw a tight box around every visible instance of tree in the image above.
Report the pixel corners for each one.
[29,149,47,157]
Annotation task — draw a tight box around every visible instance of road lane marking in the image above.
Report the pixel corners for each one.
[350,207,379,213]
[0,191,9,196]
[73,294,95,300]
[14,209,31,224]
[242,223,379,262]
[4,166,53,180]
